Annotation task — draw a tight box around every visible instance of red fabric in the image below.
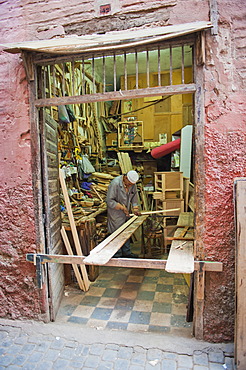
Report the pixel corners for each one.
[151,138,181,159]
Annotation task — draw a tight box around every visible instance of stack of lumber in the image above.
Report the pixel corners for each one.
[61,201,107,226]
[117,152,133,173]
[91,172,114,196]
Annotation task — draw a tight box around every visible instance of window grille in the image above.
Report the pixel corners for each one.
[35,41,194,103]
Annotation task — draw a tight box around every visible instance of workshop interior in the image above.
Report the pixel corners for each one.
[34,40,196,334]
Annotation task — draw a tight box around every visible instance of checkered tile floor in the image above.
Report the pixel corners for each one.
[56,266,192,336]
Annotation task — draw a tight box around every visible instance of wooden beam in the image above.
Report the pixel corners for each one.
[26,253,223,272]
[234,177,246,370]
[165,236,195,241]
[61,226,85,291]
[59,169,90,291]
[129,208,180,216]
[35,84,196,107]
[5,22,211,56]
[84,215,148,265]
[21,51,34,82]
[194,262,205,340]
[88,215,138,257]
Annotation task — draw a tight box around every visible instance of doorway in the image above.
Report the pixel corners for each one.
[35,35,198,334]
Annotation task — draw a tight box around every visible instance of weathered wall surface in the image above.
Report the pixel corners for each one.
[0,0,245,341]
[0,47,46,318]
[201,0,246,342]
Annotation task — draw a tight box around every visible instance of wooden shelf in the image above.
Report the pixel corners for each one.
[154,172,184,200]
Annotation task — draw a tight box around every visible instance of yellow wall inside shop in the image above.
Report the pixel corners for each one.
[121,68,193,143]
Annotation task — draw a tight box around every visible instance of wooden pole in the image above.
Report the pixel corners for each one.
[194,262,205,340]
[61,227,85,291]
[59,169,90,291]
[129,208,180,216]
[91,185,103,201]
[234,177,246,369]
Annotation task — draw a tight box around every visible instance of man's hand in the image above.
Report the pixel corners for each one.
[116,203,129,216]
[122,205,129,216]
[132,206,141,216]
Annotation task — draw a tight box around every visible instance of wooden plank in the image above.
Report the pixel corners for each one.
[153,192,165,200]
[59,169,90,291]
[194,262,205,340]
[27,253,223,271]
[117,152,126,173]
[165,236,194,241]
[88,216,138,256]
[5,22,212,54]
[165,223,194,273]
[177,212,194,226]
[35,84,197,107]
[92,172,113,180]
[123,152,133,172]
[165,240,194,273]
[87,218,99,281]
[41,112,63,320]
[234,178,246,370]
[138,184,149,212]
[61,227,85,291]
[129,208,180,216]
[84,215,148,265]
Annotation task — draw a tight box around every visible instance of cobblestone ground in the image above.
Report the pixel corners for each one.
[0,319,235,370]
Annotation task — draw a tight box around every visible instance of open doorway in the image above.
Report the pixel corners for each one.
[36,34,196,335]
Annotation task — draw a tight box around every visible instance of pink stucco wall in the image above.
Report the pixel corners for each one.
[0,0,245,340]
[201,3,246,341]
[0,49,44,318]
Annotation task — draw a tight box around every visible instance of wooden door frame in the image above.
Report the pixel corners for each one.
[28,34,208,337]
[29,80,51,322]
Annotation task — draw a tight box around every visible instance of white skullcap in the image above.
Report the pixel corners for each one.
[127,170,139,184]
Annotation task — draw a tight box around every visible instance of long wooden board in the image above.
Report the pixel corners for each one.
[234,178,246,370]
[26,253,223,272]
[129,208,180,216]
[59,169,90,290]
[165,239,194,273]
[84,215,148,265]
[61,226,85,291]
[165,212,194,273]
[88,215,138,256]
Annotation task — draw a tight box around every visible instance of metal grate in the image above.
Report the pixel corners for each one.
[36,41,194,102]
